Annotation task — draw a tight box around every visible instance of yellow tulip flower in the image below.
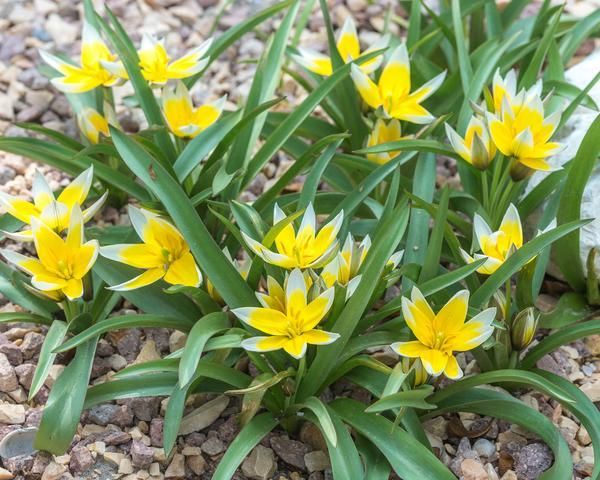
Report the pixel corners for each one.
[102,35,211,85]
[99,206,201,291]
[162,82,225,138]
[39,22,121,93]
[366,119,403,164]
[232,268,339,359]
[256,272,313,313]
[351,44,446,124]
[292,16,388,76]
[77,103,118,144]
[242,203,343,269]
[460,204,523,275]
[486,82,562,173]
[445,116,496,170]
[391,287,496,379]
[1,206,98,301]
[0,166,107,242]
[320,233,369,296]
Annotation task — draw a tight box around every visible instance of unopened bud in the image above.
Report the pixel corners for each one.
[509,158,533,181]
[511,307,539,350]
[401,357,428,387]
[471,132,491,170]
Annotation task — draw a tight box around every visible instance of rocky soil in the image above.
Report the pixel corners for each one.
[0,0,599,479]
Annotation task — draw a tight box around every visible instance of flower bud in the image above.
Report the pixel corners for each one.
[509,158,533,181]
[401,357,428,387]
[471,131,491,170]
[511,307,539,350]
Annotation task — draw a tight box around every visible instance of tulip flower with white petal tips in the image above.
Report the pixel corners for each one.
[0,166,107,242]
[256,272,313,313]
[460,204,523,275]
[1,206,98,301]
[351,44,446,124]
[486,88,562,176]
[321,234,369,298]
[162,82,225,138]
[445,116,496,170]
[242,203,343,269]
[103,35,212,85]
[391,287,496,379]
[366,119,403,164]
[99,206,201,291]
[292,16,388,76]
[232,269,339,359]
[39,21,121,93]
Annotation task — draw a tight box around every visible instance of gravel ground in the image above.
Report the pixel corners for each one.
[0,0,599,479]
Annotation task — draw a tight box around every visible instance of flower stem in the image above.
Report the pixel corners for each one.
[481,170,489,211]
[291,356,306,406]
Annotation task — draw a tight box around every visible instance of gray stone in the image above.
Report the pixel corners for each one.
[0,95,14,122]
[69,445,93,473]
[20,332,44,360]
[201,433,224,456]
[0,427,37,459]
[472,438,496,459]
[130,440,153,468]
[242,445,276,480]
[514,443,553,480]
[0,36,25,61]
[0,405,25,425]
[126,397,161,422]
[179,396,229,435]
[186,454,207,476]
[270,435,310,471]
[14,364,34,390]
[304,450,330,473]
[150,418,163,447]
[164,453,185,478]
[87,404,134,427]
[0,353,18,392]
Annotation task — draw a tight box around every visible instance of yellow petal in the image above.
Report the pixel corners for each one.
[434,290,469,334]
[391,340,429,358]
[420,349,448,376]
[336,17,360,62]
[108,268,166,291]
[57,167,93,208]
[31,217,66,272]
[163,251,202,287]
[302,329,340,345]
[301,288,334,331]
[292,49,333,76]
[443,355,463,379]
[100,243,163,269]
[402,296,435,347]
[446,308,496,351]
[0,192,39,224]
[72,241,99,279]
[351,64,382,109]
[62,278,84,300]
[499,204,523,249]
[283,336,308,359]
[232,307,289,336]
[379,44,410,101]
[242,335,289,352]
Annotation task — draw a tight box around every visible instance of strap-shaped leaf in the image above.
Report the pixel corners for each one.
[29,320,68,399]
[366,385,436,413]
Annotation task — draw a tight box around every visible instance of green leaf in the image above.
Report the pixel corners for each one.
[522,319,600,368]
[110,128,257,308]
[85,372,178,408]
[429,369,575,405]
[452,0,472,94]
[15,122,84,150]
[0,311,53,326]
[212,413,279,480]
[331,398,455,479]
[555,115,600,291]
[419,187,449,282]
[356,139,457,158]
[35,338,98,454]
[299,397,337,447]
[29,320,68,400]
[365,385,436,412]
[538,292,592,328]
[55,314,193,353]
[470,219,590,308]
[178,312,230,386]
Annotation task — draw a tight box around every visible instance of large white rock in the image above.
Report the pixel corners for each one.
[527,49,600,278]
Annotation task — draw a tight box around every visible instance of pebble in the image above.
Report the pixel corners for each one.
[0,353,18,392]
[164,453,185,478]
[304,450,330,473]
[0,467,12,479]
[87,404,134,427]
[131,440,154,468]
[242,445,276,480]
[0,404,25,424]
[514,443,553,480]
[270,435,310,471]
[168,331,186,353]
[103,451,125,466]
[0,95,14,121]
[472,438,496,459]
[178,396,229,435]
[200,433,224,456]
[186,454,207,476]
[41,461,66,480]
[580,376,600,401]
[68,445,93,474]
[20,332,44,360]
[460,458,488,480]
[44,14,78,46]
